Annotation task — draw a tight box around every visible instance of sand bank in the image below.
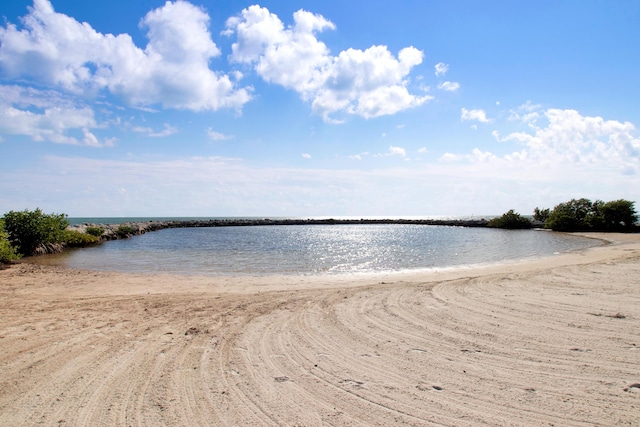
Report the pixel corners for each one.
[1,233,639,426]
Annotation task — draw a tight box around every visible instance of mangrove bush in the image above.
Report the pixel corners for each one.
[0,219,20,264]
[85,226,105,237]
[487,210,532,229]
[543,199,637,232]
[116,225,136,238]
[62,230,100,248]
[3,209,69,256]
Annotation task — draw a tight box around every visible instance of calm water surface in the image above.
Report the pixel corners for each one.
[47,225,600,276]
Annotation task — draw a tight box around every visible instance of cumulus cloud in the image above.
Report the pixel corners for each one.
[301,153,311,159]
[434,62,449,76]
[461,108,490,123]
[0,85,113,146]
[0,0,252,111]
[497,108,640,170]
[225,5,431,122]
[388,146,407,157]
[448,107,640,180]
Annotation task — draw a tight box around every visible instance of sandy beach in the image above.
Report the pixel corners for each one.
[1,232,639,426]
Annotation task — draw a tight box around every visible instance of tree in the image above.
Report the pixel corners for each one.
[487,209,532,229]
[545,198,637,232]
[599,199,638,231]
[533,207,550,223]
[545,198,593,231]
[0,219,20,264]
[3,209,69,256]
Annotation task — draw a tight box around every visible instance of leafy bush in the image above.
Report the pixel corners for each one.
[590,199,638,231]
[3,209,69,256]
[116,224,135,238]
[533,207,550,223]
[62,230,100,248]
[545,198,592,231]
[545,198,637,231]
[487,210,532,229]
[0,219,20,264]
[85,226,105,237]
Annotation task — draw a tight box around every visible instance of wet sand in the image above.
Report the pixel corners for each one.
[1,233,639,426]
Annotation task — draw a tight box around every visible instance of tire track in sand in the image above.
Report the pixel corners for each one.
[1,253,639,426]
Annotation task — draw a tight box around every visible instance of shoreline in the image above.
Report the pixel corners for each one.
[46,223,596,278]
[1,232,639,425]
[7,232,631,296]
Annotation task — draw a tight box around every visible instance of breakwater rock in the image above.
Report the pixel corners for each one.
[69,218,490,242]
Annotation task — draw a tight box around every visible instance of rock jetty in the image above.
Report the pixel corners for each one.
[69,218,491,242]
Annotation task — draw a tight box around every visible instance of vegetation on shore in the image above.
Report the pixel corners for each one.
[0,219,20,264]
[3,209,70,257]
[543,199,637,232]
[0,199,637,265]
[1,209,100,264]
[490,198,637,231]
[487,210,533,229]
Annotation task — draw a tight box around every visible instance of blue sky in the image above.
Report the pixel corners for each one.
[1,0,638,217]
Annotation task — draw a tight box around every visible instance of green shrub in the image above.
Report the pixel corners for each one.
[62,230,100,248]
[596,199,637,231]
[545,198,592,231]
[545,198,637,231]
[487,210,532,229]
[533,207,550,223]
[3,209,69,256]
[116,224,135,238]
[0,220,20,264]
[85,226,105,237]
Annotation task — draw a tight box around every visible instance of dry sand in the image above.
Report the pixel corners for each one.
[1,232,639,426]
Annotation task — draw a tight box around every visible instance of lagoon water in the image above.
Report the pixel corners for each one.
[51,223,600,276]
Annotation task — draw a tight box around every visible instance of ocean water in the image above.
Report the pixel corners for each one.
[48,223,600,276]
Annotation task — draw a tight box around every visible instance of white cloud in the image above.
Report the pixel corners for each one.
[350,147,408,160]
[349,151,370,161]
[133,123,178,138]
[495,108,640,170]
[302,153,311,159]
[1,154,497,216]
[508,100,543,126]
[207,128,233,141]
[434,62,449,76]
[444,108,640,190]
[437,81,460,92]
[0,84,115,146]
[225,5,431,122]
[148,124,178,138]
[432,108,640,209]
[461,108,490,123]
[388,146,407,157]
[0,0,252,112]
[3,121,638,216]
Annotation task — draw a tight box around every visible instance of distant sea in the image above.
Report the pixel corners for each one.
[46,217,602,276]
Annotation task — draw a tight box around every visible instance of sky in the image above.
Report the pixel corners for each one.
[0,0,639,217]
